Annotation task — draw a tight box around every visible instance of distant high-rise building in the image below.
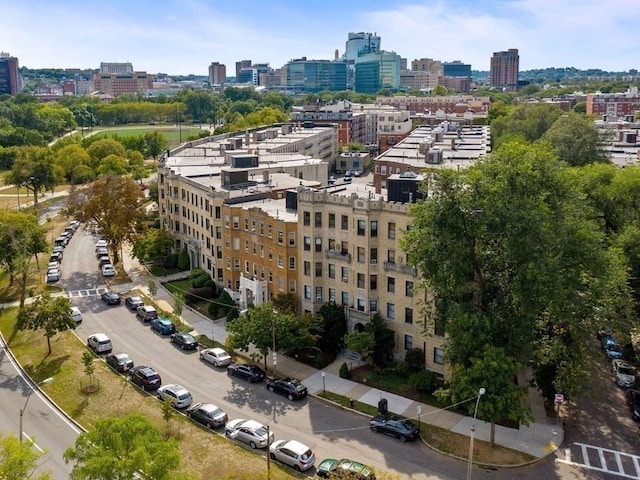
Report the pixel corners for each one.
[490,49,519,92]
[93,70,153,97]
[354,51,401,94]
[208,62,226,86]
[344,32,381,89]
[285,58,347,93]
[411,58,443,75]
[99,62,133,74]
[235,60,252,82]
[443,61,471,77]
[0,52,20,95]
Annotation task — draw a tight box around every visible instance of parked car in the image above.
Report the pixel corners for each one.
[52,245,64,255]
[225,419,274,449]
[626,389,640,422]
[602,335,623,359]
[227,363,266,383]
[328,175,336,185]
[612,359,637,388]
[54,236,68,248]
[49,252,63,264]
[96,247,109,258]
[101,291,121,305]
[47,261,60,270]
[95,239,108,251]
[157,384,193,409]
[369,414,419,442]
[200,347,231,366]
[269,439,316,472]
[129,366,162,391]
[150,317,176,335]
[46,268,61,283]
[171,332,198,350]
[266,377,307,400]
[136,305,158,322]
[98,255,111,268]
[106,352,134,373]
[87,333,112,354]
[70,306,82,324]
[125,296,144,310]
[186,402,228,429]
[316,458,376,479]
[101,264,116,277]
[67,220,80,231]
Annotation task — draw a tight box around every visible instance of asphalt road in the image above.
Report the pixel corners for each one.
[0,344,81,479]
[31,222,639,480]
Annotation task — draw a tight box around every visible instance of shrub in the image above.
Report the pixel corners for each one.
[164,254,178,269]
[218,290,236,315]
[185,286,214,305]
[409,369,436,393]
[226,307,239,322]
[339,362,350,379]
[189,268,206,279]
[204,278,216,290]
[207,300,219,318]
[394,361,411,378]
[191,273,211,288]
[405,348,425,371]
[177,247,190,271]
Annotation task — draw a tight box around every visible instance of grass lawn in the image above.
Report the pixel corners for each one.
[0,307,297,480]
[90,126,205,148]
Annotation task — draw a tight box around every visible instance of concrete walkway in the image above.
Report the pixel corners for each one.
[115,248,564,460]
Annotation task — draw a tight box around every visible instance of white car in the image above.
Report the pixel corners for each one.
[612,359,637,388]
[225,419,274,449]
[200,347,232,367]
[87,333,112,354]
[70,307,82,324]
[156,384,193,409]
[102,264,116,277]
[47,261,60,270]
[269,439,316,472]
[95,239,108,251]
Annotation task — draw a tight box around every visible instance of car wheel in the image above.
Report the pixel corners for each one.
[207,423,214,430]
[225,430,231,437]
[227,369,232,376]
[246,376,252,382]
[400,435,407,443]
[268,386,274,392]
[213,361,219,367]
[287,394,294,401]
[249,441,257,449]
[371,426,378,433]
[270,453,276,460]
[180,344,184,350]
[294,465,301,472]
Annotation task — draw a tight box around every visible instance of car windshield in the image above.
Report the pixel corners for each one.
[609,344,622,352]
[209,407,223,416]
[620,366,636,375]
[178,393,191,400]
[254,426,268,437]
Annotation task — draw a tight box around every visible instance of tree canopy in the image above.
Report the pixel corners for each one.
[0,433,52,480]
[17,294,75,354]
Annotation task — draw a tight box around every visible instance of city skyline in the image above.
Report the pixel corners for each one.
[1,0,637,76]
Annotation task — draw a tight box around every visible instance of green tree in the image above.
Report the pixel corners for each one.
[343,331,375,364]
[143,131,168,159]
[490,103,562,149]
[431,85,448,96]
[402,140,633,407]
[132,227,174,262]
[85,138,125,169]
[82,351,96,390]
[217,290,236,315]
[63,414,183,480]
[177,246,190,271]
[55,144,91,185]
[64,174,146,264]
[148,279,158,297]
[0,433,52,480]
[365,313,395,367]
[17,294,75,355]
[541,112,611,166]
[317,302,347,354]
[272,292,296,314]
[97,153,127,175]
[8,146,57,206]
[161,397,175,439]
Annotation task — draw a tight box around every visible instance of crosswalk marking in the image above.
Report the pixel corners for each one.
[67,288,108,298]
[558,442,640,479]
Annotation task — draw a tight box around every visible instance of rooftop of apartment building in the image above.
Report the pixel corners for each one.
[376,123,491,170]
[594,114,640,167]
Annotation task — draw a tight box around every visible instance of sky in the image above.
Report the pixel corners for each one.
[1,0,637,76]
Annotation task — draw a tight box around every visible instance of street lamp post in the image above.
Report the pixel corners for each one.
[322,372,326,396]
[19,377,53,443]
[466,387,486,480]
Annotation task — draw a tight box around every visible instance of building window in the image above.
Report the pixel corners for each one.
[357,219,365,236]
[404,335,413,350]
[370,299,378,313]
[387,249,395,264]
[388,222,396,240]
[370,274,377,290]
[341,291,349,305]
[304,285,311,300]
[289,257,296,269]
[315,237,322,252]
[341,267,349,282]
[277,255,284,268]
[244,239,249,253]
[434,347,445,365]
[245,261,250,273]
[304,261,311,276]
[387,302,395,320]
[328,263,335,279]
[357,273,365,289]
[357,247,365,263]
[304,236,311,251]
[232,216,239,229]
[289,280,296,293]
[315,286,322,302]
[233,238,240,250]
[268,225,272,238]
[303,211,311,226]
[387,277,395,293]
[405,307,413,324]
[277,230,283,244]
[288,232,296,246]
[268,248,273,261]
[341,215,349,231]
[260,245,264,258]
[244,218,249,231]
[329,288,336,302]
[315,262,323,277]
[357,298,365,311]
[370,248,378,264]
[370,220,378,237]
[269,270,273,282]
[329,213,336,228]
[234,259,240,271]
[406,281,414,297]
[315,212,322,227]
[215,206,221,219]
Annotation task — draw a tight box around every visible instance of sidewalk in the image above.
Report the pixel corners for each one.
[120,249,563,461]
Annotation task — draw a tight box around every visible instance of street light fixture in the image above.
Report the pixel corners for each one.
[466,387,486,480]
[19,377,53,443]
[321,372,326,396]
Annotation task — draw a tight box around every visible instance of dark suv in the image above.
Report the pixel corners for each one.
[266,377,308,400]
[129,366,162,391]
